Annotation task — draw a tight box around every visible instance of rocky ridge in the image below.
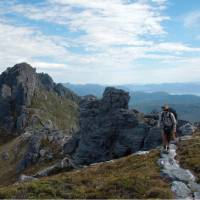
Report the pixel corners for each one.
[0,63,197,192]
[0,63,79,134]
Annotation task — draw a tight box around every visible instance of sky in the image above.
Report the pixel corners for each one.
[0,0,200,84]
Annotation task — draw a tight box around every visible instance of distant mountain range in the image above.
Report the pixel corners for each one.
[63,83,200,122]
[63,82,200,96]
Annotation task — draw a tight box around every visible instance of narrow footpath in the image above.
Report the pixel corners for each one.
[158,136,200,199]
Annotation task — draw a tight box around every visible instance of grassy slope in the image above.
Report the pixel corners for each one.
[0,150,173,199]
[0,134,28,186]
[30,89,79,131]
[0,88,79,186]
[0,133,65,186]
[177,132,200,183]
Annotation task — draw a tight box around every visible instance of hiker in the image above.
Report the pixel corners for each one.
[158,105,177,152]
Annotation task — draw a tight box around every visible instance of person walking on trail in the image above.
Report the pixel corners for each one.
[158,105,177,153]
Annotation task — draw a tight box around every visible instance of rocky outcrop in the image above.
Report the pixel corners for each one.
[37,73,79,103]
[0,63,80,134]
[17,126,66,172]
[64,87,164,165]
[0,63,37,132]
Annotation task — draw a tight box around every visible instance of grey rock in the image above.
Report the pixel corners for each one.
[162,168,195,183]
[38,73,80,103]
[0,63,36,132]
[1,84,11,98]
[17,134,42,172]
[0,63,80,134]
[39,149,46,157]
[16,113,28,130]
[63,87,163,165]
[188,182,200,192]
[194,192,200,200]
[134,151,150,155]
[44,120,54,130]
[34,157,76,178]
[143,127,162,150]
[18,174,37,182]
[179,123,196,136]
[21,131,32,140]
[47,135,54,142]
[63,136,79,154]
[1,151,9,160]
[171,181,192,198]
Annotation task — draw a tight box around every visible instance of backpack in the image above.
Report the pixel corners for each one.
[161,112,173,128]
[168,107,178,120]
[161,108,177,128]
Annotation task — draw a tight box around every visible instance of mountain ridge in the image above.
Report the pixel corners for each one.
[63,83,200,122]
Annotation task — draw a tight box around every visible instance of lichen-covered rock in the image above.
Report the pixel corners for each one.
[0,63,36,132]
[171,181,192,199]
[64,87,161,165]
[0,63,80,134]
[17,133,42,172]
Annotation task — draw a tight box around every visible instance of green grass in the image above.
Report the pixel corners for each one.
[177,133,200,183]
[30,89,79,131]
[0,150,173,199]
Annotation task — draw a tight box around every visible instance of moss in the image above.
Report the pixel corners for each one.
[177,133,200,182]
[30,89,79,131]
[0,150,173,199]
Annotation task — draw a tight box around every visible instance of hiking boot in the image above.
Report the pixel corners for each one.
[162,146,169,154]
[166,146,170,153]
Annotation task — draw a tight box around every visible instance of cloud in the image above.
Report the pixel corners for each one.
[183,10,200,28]
[0,0,200,84]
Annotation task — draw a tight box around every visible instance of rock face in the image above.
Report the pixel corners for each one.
[17,126,65,172]
[0,63,79,134]
[0,63,37,132]
[64,87,163,165]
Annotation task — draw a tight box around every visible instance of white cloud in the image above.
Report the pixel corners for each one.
[183,10,200,28]
[0,0,200,84]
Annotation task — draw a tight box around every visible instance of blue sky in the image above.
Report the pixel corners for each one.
[0,0,200,84]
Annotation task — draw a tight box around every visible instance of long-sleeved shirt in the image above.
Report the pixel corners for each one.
[158,111,177,132]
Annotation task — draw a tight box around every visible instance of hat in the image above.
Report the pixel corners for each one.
[162,105,169,111]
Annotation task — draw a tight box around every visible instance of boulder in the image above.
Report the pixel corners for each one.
[194,192,200,199]
[1,151,9,160]
[171,181,192,199]
[17,134,42,172]
[18,174,37,182]
[34,157,76,178]
[178,123,196,136]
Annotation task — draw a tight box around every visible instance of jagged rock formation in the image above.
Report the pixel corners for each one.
[64,87,162,165]
[64,87,196,166]
[0,63,37,132]
[17,125,69,172]
[0,63,79,134]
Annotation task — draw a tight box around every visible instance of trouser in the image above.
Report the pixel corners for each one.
[162,126,173,147]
